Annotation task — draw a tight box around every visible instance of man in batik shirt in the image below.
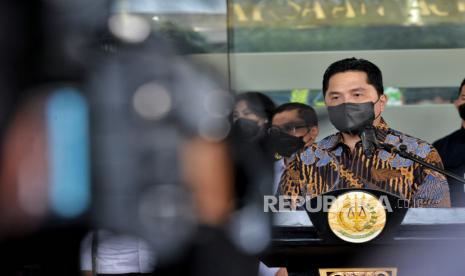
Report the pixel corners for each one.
[279,58,451,208]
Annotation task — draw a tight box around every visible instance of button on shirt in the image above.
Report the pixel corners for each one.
[279,118,451,207]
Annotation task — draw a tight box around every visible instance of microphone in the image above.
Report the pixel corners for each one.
[360,125,378,158]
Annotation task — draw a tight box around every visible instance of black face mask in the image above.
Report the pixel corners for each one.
[459,103,465,121]
[232,118,263,142]
[269,131,305,158]
[327,101,376,135]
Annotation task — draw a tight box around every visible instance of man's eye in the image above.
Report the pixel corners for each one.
[331,96,339,100]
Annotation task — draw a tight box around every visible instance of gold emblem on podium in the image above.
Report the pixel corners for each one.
[319,267,397,276]
[328,191,386,243]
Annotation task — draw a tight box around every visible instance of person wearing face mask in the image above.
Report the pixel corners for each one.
[279,58,450,208]
[232,92,280,276]
[269,103,319,193]
[433,78,465,206]
[232,92,276,142]
[260,103,319,276]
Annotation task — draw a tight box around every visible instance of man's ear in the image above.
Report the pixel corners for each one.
[310,126,319,139]
[378,94,388,112]
[303,126,319,146]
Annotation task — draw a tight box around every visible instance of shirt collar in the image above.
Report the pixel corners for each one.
[375,117,390,132]
[324,117,390,151]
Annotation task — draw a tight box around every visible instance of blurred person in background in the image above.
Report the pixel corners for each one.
[230,92,276,207]
[231,90,277,201]
[434,78,465,206]
[269,103,319,194]
[232,92,276,143]
[231,92,278,276]
[260,103,319,276]
[270,103,319,160]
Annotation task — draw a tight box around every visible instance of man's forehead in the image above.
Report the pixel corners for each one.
[329,71,368,82]
[272,109,300,124]
[326,71,374,91]
[234,100,248,111]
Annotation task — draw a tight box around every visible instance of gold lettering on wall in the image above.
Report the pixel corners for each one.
[459,0,465,12]
[252,5,264,21]
[377,5,385,16]
[360,2,367,15]
[332,0,356,18]
[286,0,302,20]
[418,0,432,15]
[429,4,449,16]
[231,0,465,25]
[301,0,326,19]
[233,4,248,22]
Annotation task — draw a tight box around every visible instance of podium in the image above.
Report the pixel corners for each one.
[262,206,465,275]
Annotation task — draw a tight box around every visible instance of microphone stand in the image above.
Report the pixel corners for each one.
[378,143,465,184]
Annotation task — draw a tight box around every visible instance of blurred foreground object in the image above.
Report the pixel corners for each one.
[0,1,272,274]
[89,35,271,275]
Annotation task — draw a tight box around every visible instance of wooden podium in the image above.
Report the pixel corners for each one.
[261,209,465,275]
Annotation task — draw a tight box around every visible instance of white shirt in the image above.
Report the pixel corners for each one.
[80,230,156,274]
[259,261,280,276]
[273,159,286,195]
[257,159,287,276]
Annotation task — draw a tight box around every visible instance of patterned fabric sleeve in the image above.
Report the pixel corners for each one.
[413,147,451,208]
[278,153,305,209]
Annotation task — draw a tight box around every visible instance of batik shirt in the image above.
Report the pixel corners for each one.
[279,118,451,207]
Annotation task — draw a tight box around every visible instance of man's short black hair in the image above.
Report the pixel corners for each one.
[459,78,465,96]
[235,92,276,122]
[322,57,384,97]
[273,102,318,127]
